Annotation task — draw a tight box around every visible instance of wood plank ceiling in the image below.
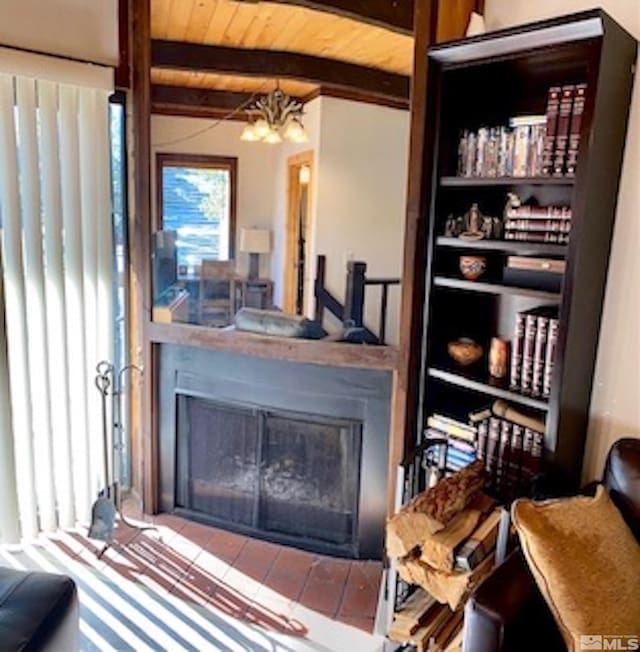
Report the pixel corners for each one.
[149,0,415,113]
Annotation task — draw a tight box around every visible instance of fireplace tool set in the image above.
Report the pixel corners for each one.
[88,360,158,558]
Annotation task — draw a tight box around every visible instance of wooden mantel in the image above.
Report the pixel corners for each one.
[148,322,399,371]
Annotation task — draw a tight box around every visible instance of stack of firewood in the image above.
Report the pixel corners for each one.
[386,460,503,651]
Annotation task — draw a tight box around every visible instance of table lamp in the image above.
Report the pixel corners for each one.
[240,227,271,280]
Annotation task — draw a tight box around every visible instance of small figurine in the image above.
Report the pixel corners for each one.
[460,203,485,241]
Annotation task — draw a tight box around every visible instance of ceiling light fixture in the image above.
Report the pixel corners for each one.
[240,86,309,144]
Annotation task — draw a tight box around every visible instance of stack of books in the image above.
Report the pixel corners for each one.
[424,414,478,472]
[471,401,545,498]
[504,204,572,244]
[456,82,587,179]
[510,306,559,398]
[457,117,546,178]
[542,83,587,177]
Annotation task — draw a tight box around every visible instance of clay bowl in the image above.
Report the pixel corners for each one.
[448,338,483,366]
[459,255,487,281]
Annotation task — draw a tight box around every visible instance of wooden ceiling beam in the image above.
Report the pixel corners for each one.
[151,40,410,102]
[234,0,414,35]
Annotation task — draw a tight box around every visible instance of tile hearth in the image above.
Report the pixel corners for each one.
[0,502,384,652]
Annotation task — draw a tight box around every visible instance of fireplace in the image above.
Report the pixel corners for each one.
[176,396,362,555]
[158,345,391,559]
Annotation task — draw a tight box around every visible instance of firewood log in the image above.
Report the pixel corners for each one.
[397,552,495,610]
[386,460,485,557]
[420,508,482,571]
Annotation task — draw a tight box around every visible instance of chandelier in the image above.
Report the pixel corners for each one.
[240,87,309,144]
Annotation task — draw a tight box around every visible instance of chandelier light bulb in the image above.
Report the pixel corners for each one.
[253,118,271,138]
[284,118,308,143]
[240,123,260,142]
[263,128,283,144]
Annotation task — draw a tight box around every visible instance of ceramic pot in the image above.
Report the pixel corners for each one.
[448,338,483,366]
[459,255,487,281]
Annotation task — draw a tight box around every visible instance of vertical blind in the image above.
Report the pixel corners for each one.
[0,50,114,543]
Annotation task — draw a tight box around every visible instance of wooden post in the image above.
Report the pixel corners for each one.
[344,261,366,326]
[379,283,389,345]
[130,0,156,511]
[314,254,326,323]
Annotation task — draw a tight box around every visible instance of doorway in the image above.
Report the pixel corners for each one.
[284,151,313,315]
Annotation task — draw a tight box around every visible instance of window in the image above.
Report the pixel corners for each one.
[156,154,237,272]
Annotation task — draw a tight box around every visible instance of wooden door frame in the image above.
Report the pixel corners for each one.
[284,150,314,315]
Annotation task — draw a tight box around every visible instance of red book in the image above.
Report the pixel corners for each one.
[521,312,539,395]
[543,318,560,398]
[532,315,550,398]
[542,86,561,175]
[552,85,576,176]
[510,312,526,390]
[565,83,587,177]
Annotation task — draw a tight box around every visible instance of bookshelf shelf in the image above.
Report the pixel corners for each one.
[439,176,575,187]
[435,237,568,256]
[433,276,562,301]
[412,10,637,494]
[427,366,550,412]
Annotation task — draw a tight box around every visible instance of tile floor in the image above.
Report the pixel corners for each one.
[0,504,387,652]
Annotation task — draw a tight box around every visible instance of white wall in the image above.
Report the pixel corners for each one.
[151,115,279,278]
[0,0,118,65]
[484,0,640,481]
[311,97,410,344]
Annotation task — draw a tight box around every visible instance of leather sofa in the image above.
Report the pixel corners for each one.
[0,567,79,651]
[463,438,640,652]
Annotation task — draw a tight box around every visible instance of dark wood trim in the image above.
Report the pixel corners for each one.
[302,86,410,111]
[151,85,259,120]
[155,153,238,259]
[151,40,410,102]
[130,0,155,512]
[388,0,440,516]
[242,0,414,35]
[148,322,399,371]
[115,0,130,88]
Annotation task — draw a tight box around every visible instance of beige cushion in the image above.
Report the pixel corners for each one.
[512,486,640,652]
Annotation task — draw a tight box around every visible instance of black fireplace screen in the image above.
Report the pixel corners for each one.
[176,395,363,555]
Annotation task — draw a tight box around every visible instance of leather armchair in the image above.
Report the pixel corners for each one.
[463,438,640,652]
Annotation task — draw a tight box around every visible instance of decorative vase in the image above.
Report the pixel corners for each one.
[459,255,487,281]
[448,338,483,366]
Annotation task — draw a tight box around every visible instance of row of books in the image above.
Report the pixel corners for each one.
[456,116,546,178]
[476,417,544,497]
[542,83,587,178]
[510,306,559,398]
[504,205,572,242]
[505,232,570,244]
[455,82,587,179]
[424,414,477,473]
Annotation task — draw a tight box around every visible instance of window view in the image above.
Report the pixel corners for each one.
[158,154,236,273]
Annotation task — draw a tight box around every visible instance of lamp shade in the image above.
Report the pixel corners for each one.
[240,227,271,254]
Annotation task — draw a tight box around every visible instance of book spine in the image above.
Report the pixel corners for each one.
[565,83,587,177]
[522,428,534,479]
[510,424,524,494]
[513,125,530,177]
[529,430,545,476]
[498,420,512,494]
[542,86,561,175]
[553,85,575,176]
[487,417,501,487]
[532,316,550,398]
[521,313,539,395]
[477,420,488,463]
[427,417,476,442]
[510,312,525,390]
[543,318,560,398]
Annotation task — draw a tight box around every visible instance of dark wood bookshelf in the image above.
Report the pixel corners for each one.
[440,176,575,187]
[433,276,561,301]
[427,367,549,412]
[415,10,637,491]
[436,237,567,256]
